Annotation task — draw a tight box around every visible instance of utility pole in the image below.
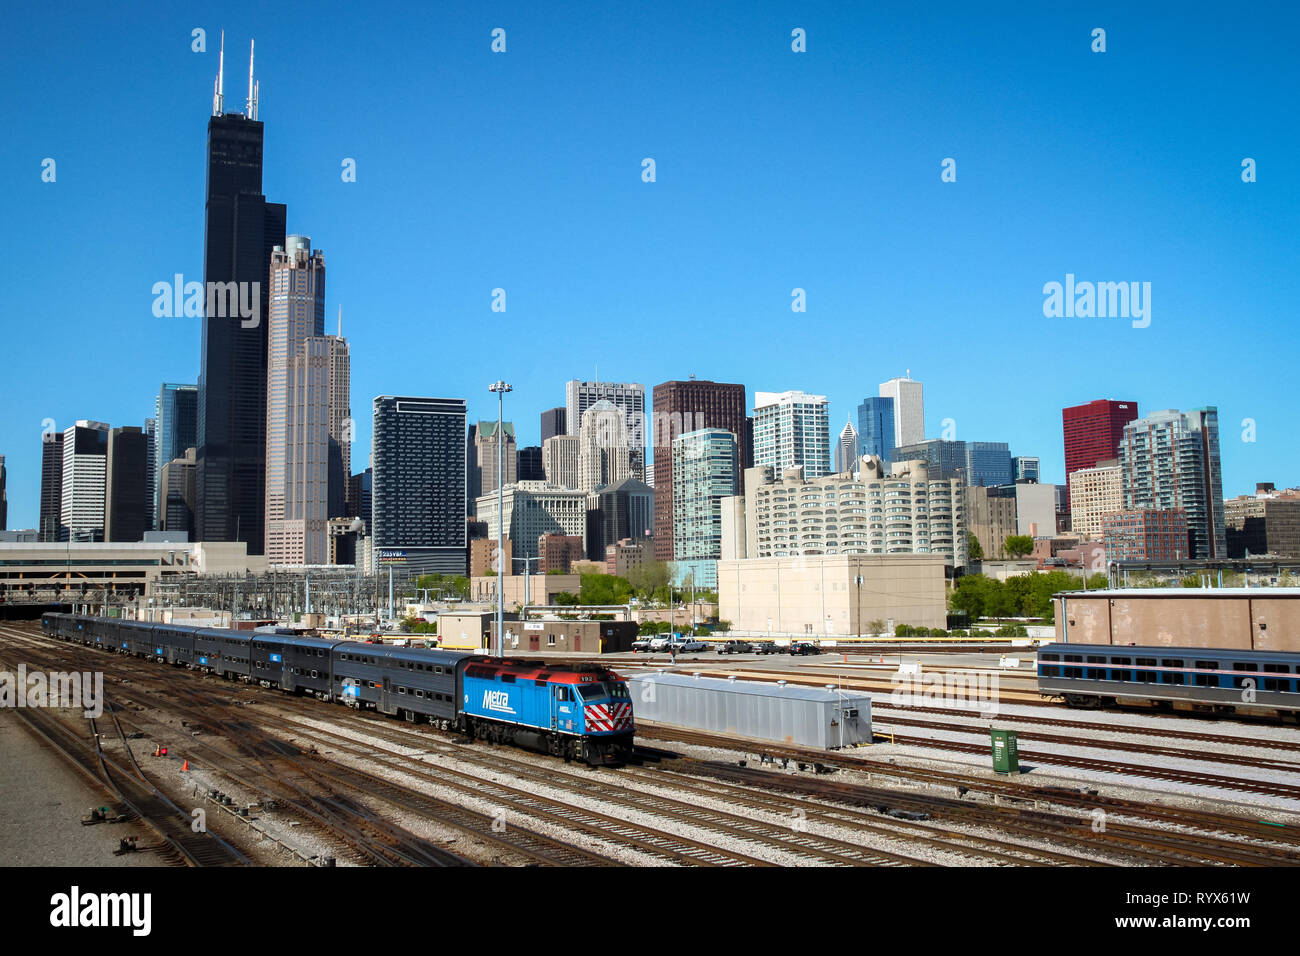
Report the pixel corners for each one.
[489,380,513,657]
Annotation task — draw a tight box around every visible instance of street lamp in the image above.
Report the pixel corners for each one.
[489,380,513,657]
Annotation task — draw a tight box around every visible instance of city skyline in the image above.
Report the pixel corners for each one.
[3,6,1298,528]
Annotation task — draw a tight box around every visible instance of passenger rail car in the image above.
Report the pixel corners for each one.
[1037,642,1300,720]
[39,612,635,765]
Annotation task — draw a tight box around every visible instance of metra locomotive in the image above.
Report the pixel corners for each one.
[1037,641,1300,721]
[41,613,635,765]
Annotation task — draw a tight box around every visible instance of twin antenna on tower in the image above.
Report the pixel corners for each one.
[211,30,258,120]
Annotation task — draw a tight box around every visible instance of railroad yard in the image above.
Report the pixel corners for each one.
[3,619,1299,869]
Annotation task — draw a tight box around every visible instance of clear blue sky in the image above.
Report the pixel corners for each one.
[2,2,1297,528]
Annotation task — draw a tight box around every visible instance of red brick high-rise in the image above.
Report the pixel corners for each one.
[1062,399,1139,501]
[651,379,749,561]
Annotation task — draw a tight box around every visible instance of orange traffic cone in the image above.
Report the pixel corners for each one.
[181,760,189,772]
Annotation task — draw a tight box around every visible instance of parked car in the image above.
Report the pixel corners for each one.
[788,641,822,656]
[631,637,655,652]
[752,642,783,655]
[648,635,673,651]
[676,638,708,653]
[718,640,754,654]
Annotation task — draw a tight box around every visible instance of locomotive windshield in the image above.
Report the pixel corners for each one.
[576,682,608,701]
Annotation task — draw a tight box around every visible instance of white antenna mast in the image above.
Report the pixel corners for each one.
[246,39,255,119]
[212,30,225,115]
[337,305,342,338]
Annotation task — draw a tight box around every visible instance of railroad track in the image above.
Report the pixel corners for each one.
[5,700,249,867]
[637,724,1300,867]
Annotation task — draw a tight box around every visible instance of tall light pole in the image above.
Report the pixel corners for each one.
[489,380,513,657]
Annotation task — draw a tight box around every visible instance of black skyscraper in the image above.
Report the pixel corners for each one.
[196,74,286,554]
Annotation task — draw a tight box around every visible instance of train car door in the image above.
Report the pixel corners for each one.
[551,684,573,732]
[381,676,394,715]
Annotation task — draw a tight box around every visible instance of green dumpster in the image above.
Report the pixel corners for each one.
[991,728,1019,774]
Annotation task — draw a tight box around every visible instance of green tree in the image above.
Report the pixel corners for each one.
[554,591,580,606]
[866,618,887,636]
[1004,535,1034,558]
[967,533,984,562]
[626,560,671,601]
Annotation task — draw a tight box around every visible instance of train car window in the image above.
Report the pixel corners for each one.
[501,674,516,683]
[398,687,407,695]
[1194,660,1217,687]
[416,690,424,698]
[556,687,572,701]
[1064,666,1082,679]
[1113,657,1131,666]
[1064,654,1082,663]
[1161,660,1185,685]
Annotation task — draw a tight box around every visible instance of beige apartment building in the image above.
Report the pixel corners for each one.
[1069,460,1122,540]
[965,485,1018,559]
[725,455,967,569]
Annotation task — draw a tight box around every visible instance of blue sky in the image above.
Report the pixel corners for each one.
[2,2,1297,527]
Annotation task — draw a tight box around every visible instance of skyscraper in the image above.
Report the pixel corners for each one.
[565,380,645,478]
[154,384,198,529]
[856,396,895,461]
[1062,399,1139,501]
[39,432,63,541]
[879,375,924,447]
[161,448,198,537]
[650,378,748,560]
[1119,407,1226,559]
[196,42,287,553]
[61,421,110,542]
[672,428,739,588]
[540,407,566,444]
[579,401,633,492]
[105,426,150,543]
[143,418,156,532]
[372,396,467,573]
[542,434,581,490]
[0,455,6,531]
[752,390,831,480]
[473,421,517,510]
[516,445,544,482]
[836,420,859,474]
[264,238,350,564]
[586,478,655,561]
[1013,456,1041,483]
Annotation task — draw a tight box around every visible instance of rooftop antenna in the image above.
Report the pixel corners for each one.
[337,305,342,338]
[246,38,255,119]
[212,30,225,115]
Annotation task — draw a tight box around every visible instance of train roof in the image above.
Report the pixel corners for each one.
[1039,642,1300,662]
[250,633,342,650]
[462,657,624,684]
[333,641,471,667]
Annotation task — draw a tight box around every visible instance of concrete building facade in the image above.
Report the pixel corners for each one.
[565,380,646,478]
[542,434,581,490]
[878,375,924,448]
[1069,461,1123,540]
[717,554,948,636]
[475,482,587,561]
[62,421,110,542]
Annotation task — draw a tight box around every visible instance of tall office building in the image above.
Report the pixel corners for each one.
[473,421,517,512]
[161,448,198,537]
[835,420,859,474]
[672,429,739,588]
[856,396,895,461]
[542,434,580,490]
[263,237,351,564]
[516,445,544,482]
[196,45,287,553]
[372,396,467,573]
[1062,399,1139,501]
[105,426,150,542]
[540,407,567,444]
[39,432,63,541]
[585,478,654,561]
[1013,456,1041,483]
[153,384,198,529]
[347,467,372,535]
[578,401,633,492]
[650,378,748,560]
[61,421,110,542]
[752,390,831,480]
[143,419,157,531]
[1068,460,1122,540]
[565,380,645,478]
[879,375,924,447]
[892,439,1012,488]
[0,455,6,530]
[1119,407,1226,559]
